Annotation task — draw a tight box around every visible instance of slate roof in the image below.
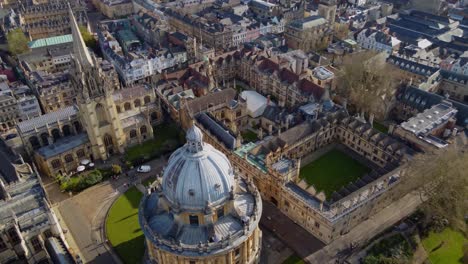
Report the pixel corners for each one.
[397,86,468,126]
[36,133,89,159]
[0,147,19,183]
[186,88,237,115]
[387,55,438,77]
[17,106,79,134]
[196,112,237,150]
[440,70,468,85]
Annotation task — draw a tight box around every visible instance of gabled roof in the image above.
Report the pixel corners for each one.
[397,86,468,126]
[17,106,79,134]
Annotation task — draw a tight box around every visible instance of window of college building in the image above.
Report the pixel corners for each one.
[51,159,61,169]
[8,228,20,244]
[31,236,42,253]
[189,215,199,226]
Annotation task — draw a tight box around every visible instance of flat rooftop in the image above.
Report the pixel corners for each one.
[401,102,457,136]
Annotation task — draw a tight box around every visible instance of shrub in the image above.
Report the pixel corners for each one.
[364,234,413,264]
[83,170,103,185]
[112,164,122,175]
[59,169,103,193]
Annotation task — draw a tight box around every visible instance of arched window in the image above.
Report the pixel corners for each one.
[124,102,131,111]
[116,105,121,113]
[62,125,71,136]
[51,159,61,169]
[29,136,41,149]
[104,134,113,147]
[64,154,73,163]
[134,99,141,108]
[76,149,85,158]
[140,125,147,134]
[129,130,137,138]
[95,104,107,124]
[40,133,49,146]
[144,96,151,105]
[52,129,61,142]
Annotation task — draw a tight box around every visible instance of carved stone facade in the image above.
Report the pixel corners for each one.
[16,6,162,177]
[196,108,410,244]
[19,0,88,40]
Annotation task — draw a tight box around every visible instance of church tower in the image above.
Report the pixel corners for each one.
[318,0,337,25]
[68,4,126,161]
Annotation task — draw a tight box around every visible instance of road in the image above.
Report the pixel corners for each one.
[304,191,422,263]
[49,157,167,263]
[260,202,326,259]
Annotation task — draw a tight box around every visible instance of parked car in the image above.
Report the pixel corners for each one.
[137,165,151,173]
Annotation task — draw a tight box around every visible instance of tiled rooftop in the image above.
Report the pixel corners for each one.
[36,133,89,159]
[17,106,79,134]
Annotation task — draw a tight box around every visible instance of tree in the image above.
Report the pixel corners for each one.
[112,164,122,175]
[7,29,29,55]
[333,23,349,40]
[399,144,468,234]
[83,169,103,186]
[337,51,398,123]
[79,25,97,51]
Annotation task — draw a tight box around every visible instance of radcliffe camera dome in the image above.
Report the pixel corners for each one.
[139,124,262,263]
[161,125,234,210]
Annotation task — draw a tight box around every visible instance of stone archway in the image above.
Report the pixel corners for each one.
[103,134,114,155]
[62,125,72,136]
[40,133,50,146]
[52,129,61,142]
[29,136,41,150]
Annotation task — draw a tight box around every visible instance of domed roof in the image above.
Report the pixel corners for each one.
[161,125,234,211]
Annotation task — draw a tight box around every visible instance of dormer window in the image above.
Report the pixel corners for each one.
[189,215,199,226]
[217,207,224,218]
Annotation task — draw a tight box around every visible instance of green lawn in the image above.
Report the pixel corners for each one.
[242,130,258,143]
[283,254,305,264]
[422,228,467,264]
[106,187,145,264]
[373,122,388,134]
[125,123,183,164]
[300,149,371,198]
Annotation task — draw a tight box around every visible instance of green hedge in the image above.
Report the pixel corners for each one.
[59,169,105,193]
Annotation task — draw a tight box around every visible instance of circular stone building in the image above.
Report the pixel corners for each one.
[139,125,262,264]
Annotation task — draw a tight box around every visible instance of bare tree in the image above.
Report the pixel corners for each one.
[399,144,468,234]
[333,23,349,40]
[337,51,399,124]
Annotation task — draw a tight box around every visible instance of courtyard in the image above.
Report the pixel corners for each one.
[106,187,145,264]
[242,130,259,143]
[124,123,184,165]
[300,148,371,198]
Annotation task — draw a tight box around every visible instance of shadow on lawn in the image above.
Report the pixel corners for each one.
[123,188,143,209]
[113,234,145,264]
[115,212,139,223]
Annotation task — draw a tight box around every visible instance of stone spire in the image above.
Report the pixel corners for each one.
[68,3,93,67]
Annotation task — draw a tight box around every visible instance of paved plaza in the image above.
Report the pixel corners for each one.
[51,157,167,263]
